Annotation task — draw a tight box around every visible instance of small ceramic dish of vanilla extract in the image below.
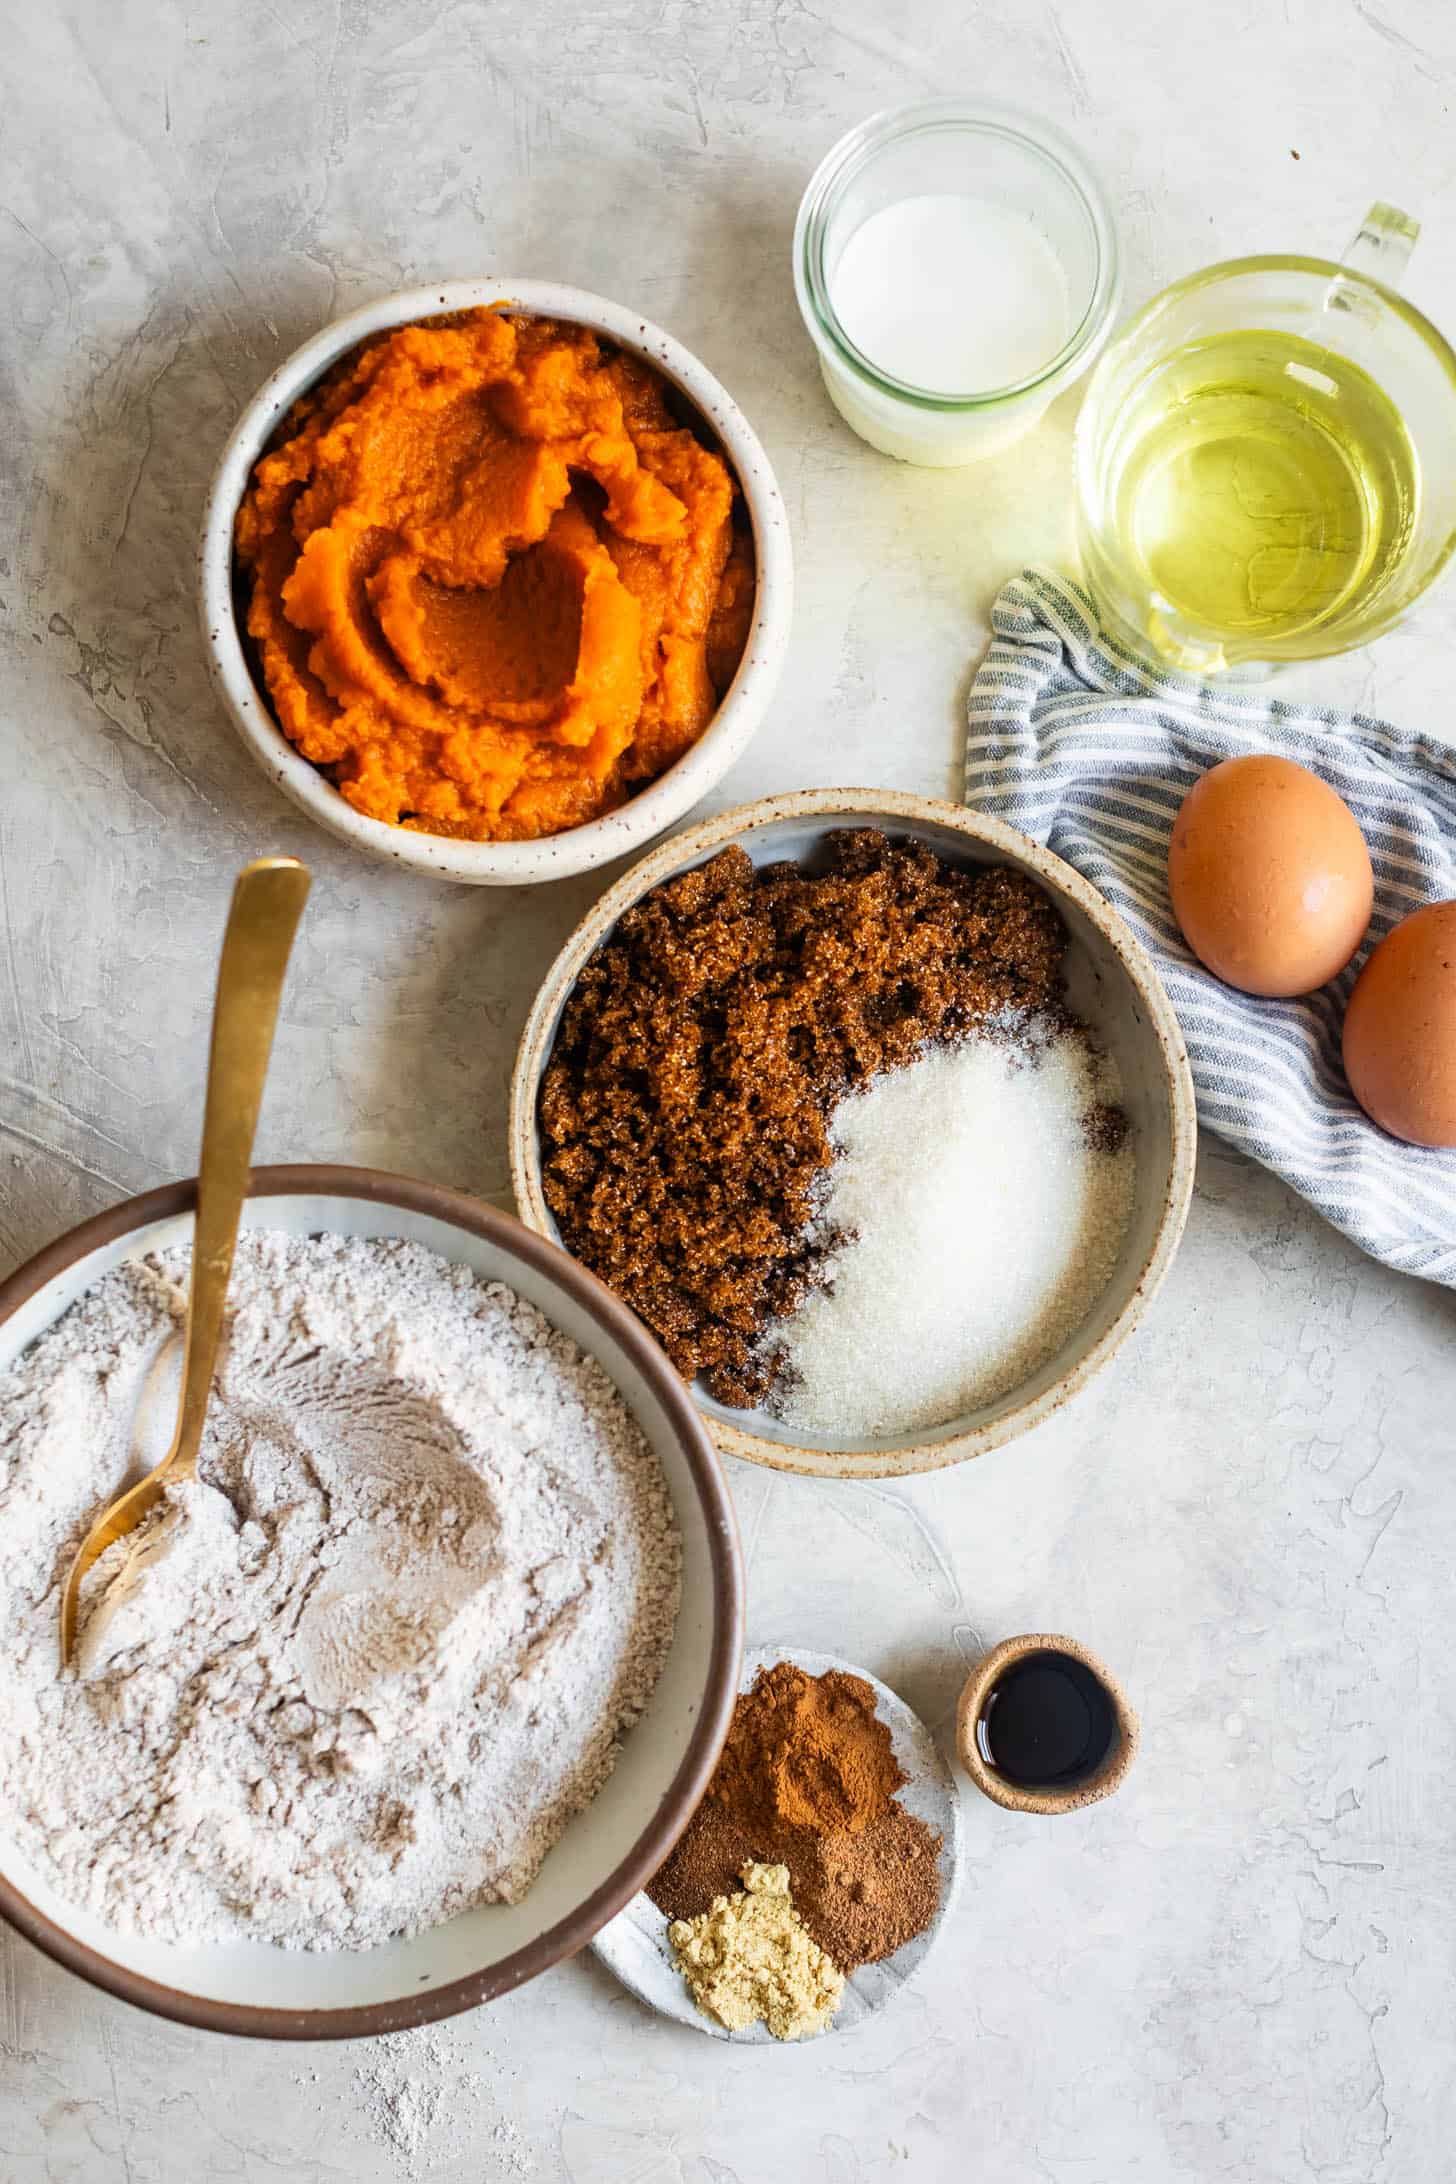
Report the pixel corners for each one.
[955,1633,1138,1816]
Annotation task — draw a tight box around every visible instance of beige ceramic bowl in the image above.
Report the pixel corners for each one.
[198,278,793,886]
[0,1169,742,2038]
[955,1633,1139,1816]
[510,788,1197,1479]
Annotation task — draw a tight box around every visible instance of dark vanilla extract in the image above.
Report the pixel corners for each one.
[977,1650,1117,1788]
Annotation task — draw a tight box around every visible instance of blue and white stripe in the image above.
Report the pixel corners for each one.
[965,567,1456,1289]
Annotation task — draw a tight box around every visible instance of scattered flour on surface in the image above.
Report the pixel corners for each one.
[296,2021,536,2179]
[764,1022,1137,1438]
[0,1231,680,1949]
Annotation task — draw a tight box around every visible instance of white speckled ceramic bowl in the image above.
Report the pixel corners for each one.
[510,789,1198,1479]
[198,280,793,886]
[0,1170,743,2038]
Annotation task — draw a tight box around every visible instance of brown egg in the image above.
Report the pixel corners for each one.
[1167,755,1374,997]
[1342,901,1456,1147]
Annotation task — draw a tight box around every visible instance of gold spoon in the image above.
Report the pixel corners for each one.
[59,856,311,1668]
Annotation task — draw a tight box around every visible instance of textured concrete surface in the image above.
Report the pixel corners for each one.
[3,2,1456,2179]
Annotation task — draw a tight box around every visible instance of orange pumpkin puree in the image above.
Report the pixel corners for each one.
[234,309,755,842]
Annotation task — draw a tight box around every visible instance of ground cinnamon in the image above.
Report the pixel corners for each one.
[648,1663,943,1973]
[707,1661,904,1836]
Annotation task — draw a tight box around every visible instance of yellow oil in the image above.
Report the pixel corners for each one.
[1107,329,1419,653]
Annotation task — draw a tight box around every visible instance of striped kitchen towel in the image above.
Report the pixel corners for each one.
[964,566,1456,1288]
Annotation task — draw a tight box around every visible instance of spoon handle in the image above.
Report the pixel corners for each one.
[172,856,311,1472]
[58,857,311,1666]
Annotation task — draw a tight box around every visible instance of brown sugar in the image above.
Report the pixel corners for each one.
[1083,1098,1130,1154]
[539,829,1068,1405]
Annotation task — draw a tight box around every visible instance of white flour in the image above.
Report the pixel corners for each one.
[0,1231,681,1949]
[340,2022,535,2178]
[291,2019,536,2178]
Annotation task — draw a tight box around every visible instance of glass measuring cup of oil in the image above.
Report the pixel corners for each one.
[1075,205,1456,676]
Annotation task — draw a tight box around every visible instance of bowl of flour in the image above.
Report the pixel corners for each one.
[0,1167,743,2037]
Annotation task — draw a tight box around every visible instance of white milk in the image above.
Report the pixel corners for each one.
[829,193,1072,397]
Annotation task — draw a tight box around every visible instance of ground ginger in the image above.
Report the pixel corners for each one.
[668,1863,844,2040]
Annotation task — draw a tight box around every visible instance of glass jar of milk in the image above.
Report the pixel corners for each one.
[793,99,1119,466]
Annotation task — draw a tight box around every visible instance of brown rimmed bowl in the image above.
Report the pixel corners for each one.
[510,787,1198,1479]
[0,1167,743,2039]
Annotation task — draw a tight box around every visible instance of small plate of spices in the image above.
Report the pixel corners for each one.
[591,1647,963,2041]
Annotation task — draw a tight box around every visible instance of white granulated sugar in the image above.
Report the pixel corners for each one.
[767,1023,1135,1439]
[0,1231,680,1949]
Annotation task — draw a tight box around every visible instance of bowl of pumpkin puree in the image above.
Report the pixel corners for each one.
[200,281,792,884]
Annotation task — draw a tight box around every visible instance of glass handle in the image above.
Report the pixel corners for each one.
[1335,203,1414,290]
[1322,201,1418,327]
[1342,201,1419,288]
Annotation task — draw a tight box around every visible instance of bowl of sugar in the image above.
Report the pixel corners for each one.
[793,98,1120,464]
[510,789,1197,1479]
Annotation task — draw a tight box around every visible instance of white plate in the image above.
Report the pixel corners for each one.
[591,1645,963,2041]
